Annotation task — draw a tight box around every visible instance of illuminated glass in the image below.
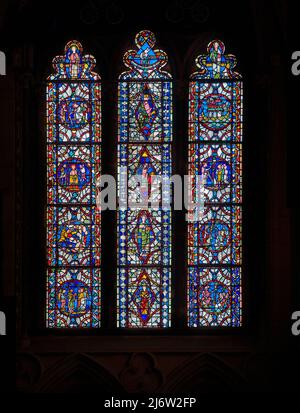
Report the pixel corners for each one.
[46,41,101,328]
[188,40,243,327]
[117,31,172,328]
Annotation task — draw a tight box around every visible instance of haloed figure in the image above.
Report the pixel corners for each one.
[69,164,79,190]
[210,42,222,78]
[69,46,80,77]
[137,214,152,254]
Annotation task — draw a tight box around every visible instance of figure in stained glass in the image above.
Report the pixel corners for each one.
[188,40,242,327]
[46,41,101,328]
[117,31,172,328]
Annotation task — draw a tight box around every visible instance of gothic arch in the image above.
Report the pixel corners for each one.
[163,353,248,392]
[35,353,123,393]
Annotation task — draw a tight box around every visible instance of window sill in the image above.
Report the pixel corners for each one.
[18,334,255,353]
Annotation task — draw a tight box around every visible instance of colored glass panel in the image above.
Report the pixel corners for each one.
[188,40,243,327]
[46,41,101,328]
[117,31,172,328]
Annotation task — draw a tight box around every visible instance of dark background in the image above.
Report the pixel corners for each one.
[0,0,299,393]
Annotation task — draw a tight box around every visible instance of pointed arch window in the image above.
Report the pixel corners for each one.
[46,41,101,328]
[188,40,243,327]
[117,31,172,328]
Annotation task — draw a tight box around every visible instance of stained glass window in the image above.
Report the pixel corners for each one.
[46,41,101,328]
[188,40,243,327]
[117,31,172,328]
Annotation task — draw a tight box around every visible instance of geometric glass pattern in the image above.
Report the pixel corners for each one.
[117,31,172,327]
[188,40,243,327]
[46,41,101,327]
